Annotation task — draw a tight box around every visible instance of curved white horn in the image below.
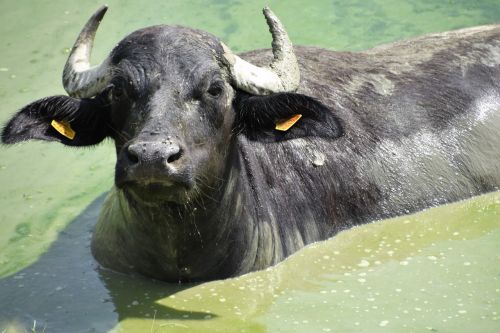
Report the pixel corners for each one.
[62,5,111,98]
[223,7,300,95]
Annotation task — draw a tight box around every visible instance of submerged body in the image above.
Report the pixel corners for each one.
[2,6,500,281]
[94,26,500,281]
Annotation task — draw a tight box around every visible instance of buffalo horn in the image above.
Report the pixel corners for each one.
[62,5,111,98]
[223,7,300,95]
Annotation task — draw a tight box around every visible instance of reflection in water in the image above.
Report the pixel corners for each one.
[98,268,214,323]
[0,194,116,332]
[0,194,215,332]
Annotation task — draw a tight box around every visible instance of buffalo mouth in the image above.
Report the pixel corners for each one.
[120,179,194,205]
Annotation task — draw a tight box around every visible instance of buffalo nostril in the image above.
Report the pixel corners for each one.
[167,148,183,164]
[127,145,140,164]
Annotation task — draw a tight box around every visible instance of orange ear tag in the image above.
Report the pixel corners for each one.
[51,120,76,140]
[275,114,302,132]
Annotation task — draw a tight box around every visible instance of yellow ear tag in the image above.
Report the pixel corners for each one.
[51,119,76,140]
[275,114,302,132]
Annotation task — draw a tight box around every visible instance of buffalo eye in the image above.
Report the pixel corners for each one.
[206,82,223,98]
[109,84,126,102]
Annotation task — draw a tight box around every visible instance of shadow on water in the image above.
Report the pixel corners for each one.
[0,194,216,333]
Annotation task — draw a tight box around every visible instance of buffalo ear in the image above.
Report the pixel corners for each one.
[233,92,343,142]
[1,95,110,146]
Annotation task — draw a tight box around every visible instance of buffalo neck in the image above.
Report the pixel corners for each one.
[91,141,254,281]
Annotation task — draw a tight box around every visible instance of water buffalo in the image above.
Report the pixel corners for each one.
[2,6,500,282]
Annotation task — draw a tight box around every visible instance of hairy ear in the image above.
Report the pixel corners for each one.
[233,92,343,142]
[2,95,110,146]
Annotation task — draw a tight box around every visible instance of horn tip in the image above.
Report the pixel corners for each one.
[262,6,280,24]
[95,5,109,20]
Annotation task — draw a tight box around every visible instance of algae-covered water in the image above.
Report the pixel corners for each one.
[0,0,499,332]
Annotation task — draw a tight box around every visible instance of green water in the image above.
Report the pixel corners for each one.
[0,0,499,332]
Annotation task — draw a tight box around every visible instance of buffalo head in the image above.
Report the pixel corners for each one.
[2,5,340,207]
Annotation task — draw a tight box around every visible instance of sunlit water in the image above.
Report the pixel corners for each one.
[0,0,499,332]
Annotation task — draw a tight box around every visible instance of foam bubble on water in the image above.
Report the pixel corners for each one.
[379,320,389,327]
[358,260,370,267]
